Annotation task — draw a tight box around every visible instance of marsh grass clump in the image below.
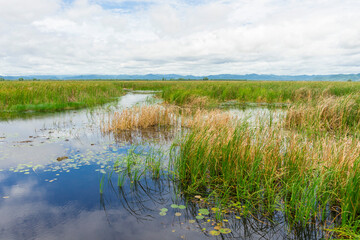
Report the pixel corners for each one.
[173,112,360,231]
[102,103,237,135]
[102,105,180,132]
[285,95,360,135]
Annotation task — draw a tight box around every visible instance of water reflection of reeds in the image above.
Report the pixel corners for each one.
[100,174,173,222]
[99,171,331,239]
[109,127,179,144]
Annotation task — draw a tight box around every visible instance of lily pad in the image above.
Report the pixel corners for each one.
[198,209,210,215]
[196,215,204,220]
[219,228,231,234]
[178,205,186,209]
[159,212,167,216]
[175,212,182,217]
[209,230,220,236]
[160,208,168,212]
[189,220,196,223]
[170,204,179,209]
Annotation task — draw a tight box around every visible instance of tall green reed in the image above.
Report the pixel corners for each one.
[173,113,360,231]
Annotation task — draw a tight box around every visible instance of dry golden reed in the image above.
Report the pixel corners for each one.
[102,103,239,134]
[102,105,180,132]
[184,96,213,108]
[285,95,360,134]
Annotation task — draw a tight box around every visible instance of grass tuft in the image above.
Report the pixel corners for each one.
[173,111,360,230]
[285,95,360,135]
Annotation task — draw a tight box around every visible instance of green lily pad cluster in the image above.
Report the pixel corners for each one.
[170,204,186,209]
[219,228,231,234]
[195,209,209,220]
[195,215,204,220]
[159,208,168,216]
[209,228,232,236]
[198,209,209,215]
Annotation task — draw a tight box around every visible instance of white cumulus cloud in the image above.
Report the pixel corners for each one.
[0,0,360,75]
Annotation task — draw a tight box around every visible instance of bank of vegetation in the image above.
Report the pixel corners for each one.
[118,81,360,107]
[0,81,124,115]
[3,80,360,114]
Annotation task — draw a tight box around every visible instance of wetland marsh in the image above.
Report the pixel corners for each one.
[1,81,360,239]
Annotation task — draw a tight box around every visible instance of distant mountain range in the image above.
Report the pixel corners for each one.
[1,73,360,81]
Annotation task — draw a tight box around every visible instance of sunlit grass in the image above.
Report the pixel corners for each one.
[5,80,360,115]
[116,80,360,106]
[0,81,125,115]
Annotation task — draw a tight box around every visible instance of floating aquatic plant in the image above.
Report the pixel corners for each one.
[219,228,231,234]
[209,230,220,236]
[198,209,209,215]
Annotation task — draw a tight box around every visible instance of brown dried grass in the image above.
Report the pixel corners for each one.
[285,95,360,134]
[102,105,180,132]
[183,96,214,108]
[102,103,239,135]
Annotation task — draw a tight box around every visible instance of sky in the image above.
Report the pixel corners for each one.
[0,0,360,76]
